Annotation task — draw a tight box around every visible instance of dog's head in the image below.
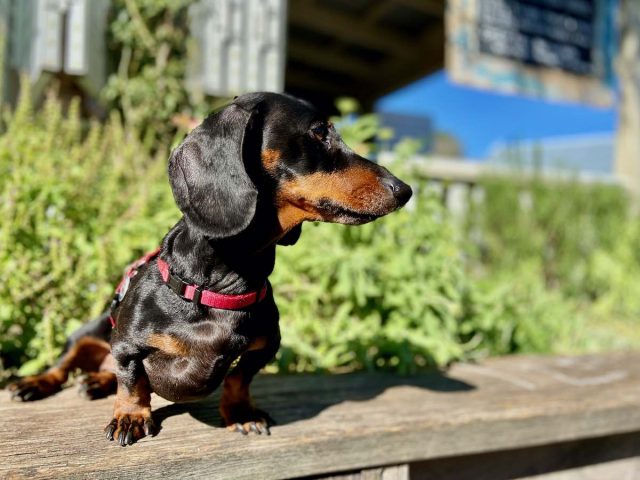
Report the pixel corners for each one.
[168,92,412,244]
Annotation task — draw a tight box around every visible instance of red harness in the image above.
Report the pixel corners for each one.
[109,248,267,327]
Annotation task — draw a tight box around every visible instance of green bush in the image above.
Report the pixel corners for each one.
[466,171,640,352]
[102,0,235,147]
[103,0,202,146]
[0,85,179,376]
[468,173,629,296]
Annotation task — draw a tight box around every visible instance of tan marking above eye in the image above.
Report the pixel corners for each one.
[271,166,388,236]
[261,149,281,174]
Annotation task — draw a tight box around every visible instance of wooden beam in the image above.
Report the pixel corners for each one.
[284,69,351,96]
[287,21,445,105]
[286,0,447,103]
[362,24,445,99]
[288,0,417,59]
[365,0,395,25]
[396,0,444,17]
[2,352,640,479]
[287,42,378,79]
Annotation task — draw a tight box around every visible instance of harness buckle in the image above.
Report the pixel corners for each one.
[167,272,188,298]
[192,287,203,305]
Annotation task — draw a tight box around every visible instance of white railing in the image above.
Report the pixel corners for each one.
[379,152,624,215]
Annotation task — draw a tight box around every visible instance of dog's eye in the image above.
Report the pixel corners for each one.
[311,124,328,140]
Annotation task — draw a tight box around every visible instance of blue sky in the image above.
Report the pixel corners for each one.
[376,71,618,158]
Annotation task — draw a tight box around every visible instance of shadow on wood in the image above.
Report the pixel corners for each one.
[152,371,475,432]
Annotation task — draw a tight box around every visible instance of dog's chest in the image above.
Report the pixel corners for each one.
[143,319,251,402]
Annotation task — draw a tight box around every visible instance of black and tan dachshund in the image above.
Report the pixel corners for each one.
[8,92,412,446]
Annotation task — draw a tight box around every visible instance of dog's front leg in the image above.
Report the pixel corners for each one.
[220,334,280,435]
[104,347,155,446]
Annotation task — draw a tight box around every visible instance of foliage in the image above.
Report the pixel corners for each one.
[0,84,179,376]
[331,98,393,156]
[102,0,212,147]
[466,171,640,352]
[468,173,629,295]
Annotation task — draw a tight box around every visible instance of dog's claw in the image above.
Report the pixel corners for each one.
[125,428,134,445]
[104,420,117,441]
[7,375,61,402]
[223,404,273,436]
[105,413,153,446]
[143,418,156,436]
[77,376,88,390]
[249,422,260,434]
[231,423,247,435]
[227,419,270,436]
[257,422,270,435]
[9,385,29,401]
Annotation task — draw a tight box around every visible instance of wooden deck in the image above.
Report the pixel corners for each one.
[2,352,640,479]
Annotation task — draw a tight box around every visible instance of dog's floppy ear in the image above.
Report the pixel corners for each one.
[277,225,302,246]
[168,104,259,238]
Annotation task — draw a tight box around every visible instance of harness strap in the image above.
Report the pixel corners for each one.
[156,258,267,309]
[108,248,268,327]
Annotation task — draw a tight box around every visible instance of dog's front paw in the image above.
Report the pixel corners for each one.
[104,411,156,446]
[220,402,273,435]
[7,373,62,401]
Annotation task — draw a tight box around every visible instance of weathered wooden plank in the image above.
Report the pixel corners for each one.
[323,464,410,480]
[519,456,640,480]
[409,431,640,480]
[1,352,639,480]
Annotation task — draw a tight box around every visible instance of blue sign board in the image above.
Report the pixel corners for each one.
[446,0,616,106]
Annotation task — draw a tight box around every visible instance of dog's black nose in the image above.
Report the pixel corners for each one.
[382,177,413,206]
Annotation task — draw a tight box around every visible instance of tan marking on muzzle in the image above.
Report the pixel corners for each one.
[277,166,388,217]
[274,201,321,234]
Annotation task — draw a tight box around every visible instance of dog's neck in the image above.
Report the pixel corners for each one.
[160,218,276,294]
